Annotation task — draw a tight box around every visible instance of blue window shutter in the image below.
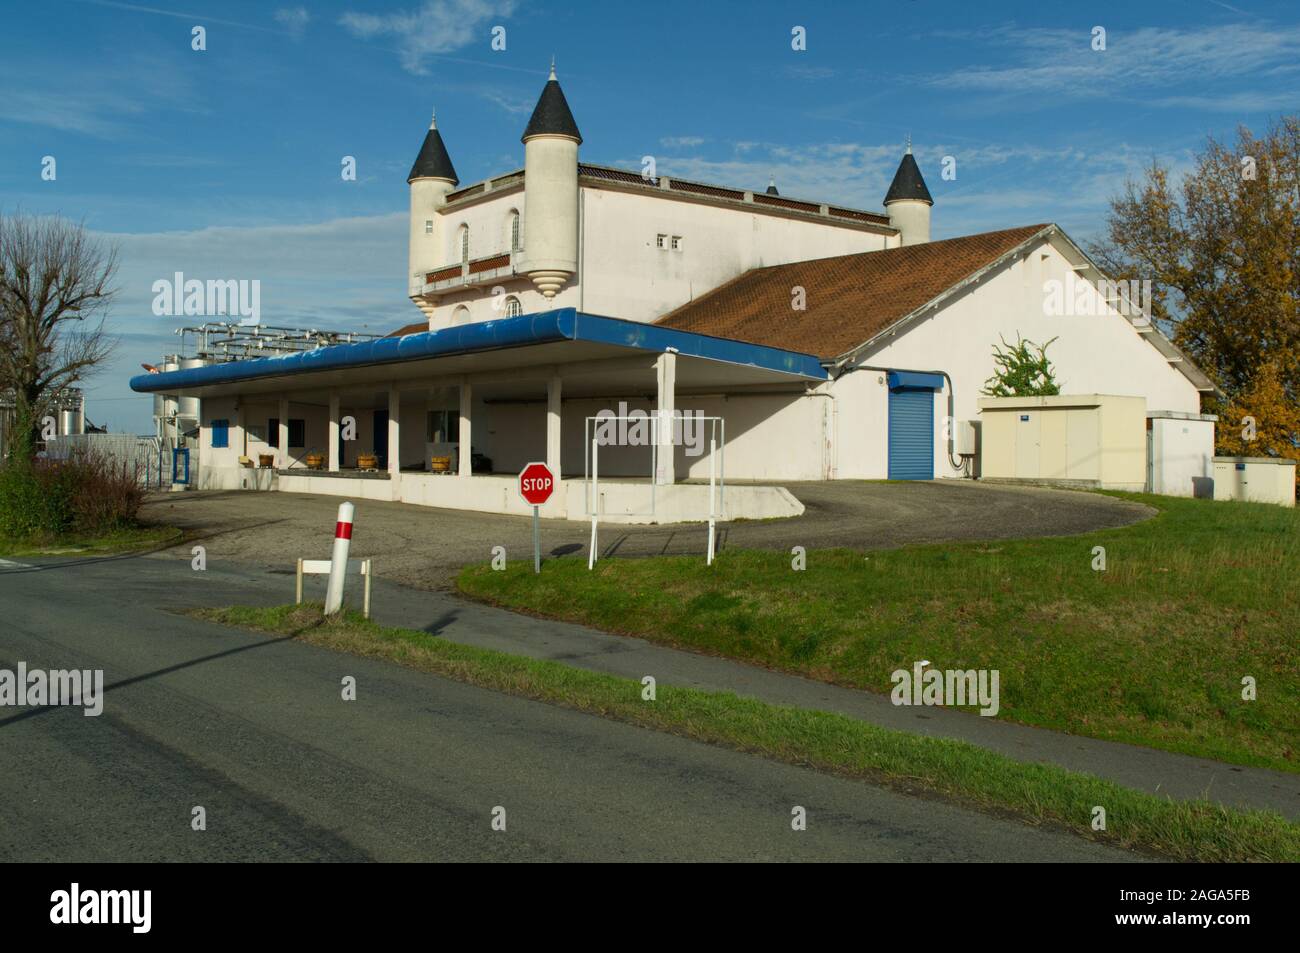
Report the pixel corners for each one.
[211,419,229,449]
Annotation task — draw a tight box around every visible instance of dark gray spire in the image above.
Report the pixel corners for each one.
[521,61,582,144]
[407,111,458,184]
[884,144,932,205]
[765,176,779,196]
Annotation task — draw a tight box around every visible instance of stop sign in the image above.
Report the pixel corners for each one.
[518,461,555,506]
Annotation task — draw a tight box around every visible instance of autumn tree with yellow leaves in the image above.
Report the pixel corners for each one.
[1089,117,1299,480]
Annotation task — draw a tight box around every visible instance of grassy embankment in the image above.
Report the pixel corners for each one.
[458,493,1299,774]
[195,601,1300,862]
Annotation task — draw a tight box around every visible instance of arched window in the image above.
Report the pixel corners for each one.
[452,305,470,326]
[509,210,521,253]
[503,296,522,318]
[459,225,469,264]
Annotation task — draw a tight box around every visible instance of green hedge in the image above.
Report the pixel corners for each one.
[0,452,142,542]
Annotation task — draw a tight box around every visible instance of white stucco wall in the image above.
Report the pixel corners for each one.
[579,187,890,323]
[420,184,890,330]
[834,235,1204,480]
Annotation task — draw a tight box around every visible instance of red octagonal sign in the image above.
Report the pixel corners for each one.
[518,461,555,506]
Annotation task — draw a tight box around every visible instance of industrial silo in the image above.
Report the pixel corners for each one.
[177,356,207,421]
[59,404,84,436]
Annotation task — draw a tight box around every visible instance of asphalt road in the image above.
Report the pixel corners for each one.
[0,553,1141,862]
[141,480,1154,589]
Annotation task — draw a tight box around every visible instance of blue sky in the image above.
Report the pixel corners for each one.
[3,0,1297,432]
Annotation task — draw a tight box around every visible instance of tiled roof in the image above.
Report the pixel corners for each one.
[655,224,1051,360]
[387,320,429,337]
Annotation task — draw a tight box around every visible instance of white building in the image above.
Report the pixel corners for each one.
[132,66,1218,521]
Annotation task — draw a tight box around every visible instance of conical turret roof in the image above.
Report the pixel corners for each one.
[521,62,582,143]
[884,148,932,205]
[407,112,458,184]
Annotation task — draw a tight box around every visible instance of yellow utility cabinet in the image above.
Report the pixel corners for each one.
[978,395,1146,491]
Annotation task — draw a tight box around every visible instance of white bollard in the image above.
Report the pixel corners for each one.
[324,501,355,615]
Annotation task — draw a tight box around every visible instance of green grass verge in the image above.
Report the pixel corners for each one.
[193,602,1300,862]
[458,492,1299,774]
[0,523,181,557]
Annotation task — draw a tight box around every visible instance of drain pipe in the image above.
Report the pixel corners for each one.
[800,386,838,479]
[831,361,969,476]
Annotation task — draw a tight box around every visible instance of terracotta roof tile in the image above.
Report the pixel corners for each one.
[656,224,1051,360]
[387,320,430,337]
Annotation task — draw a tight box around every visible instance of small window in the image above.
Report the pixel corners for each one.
[503,295,522,318]
[427,409,457,443]
[210,419,229,449]
[459,225,470,263]
[452,305,471,325]
[671,235,683,251]
[424,219,433,235]
[510,211,521,252]
[656,233,666,249]
[268,417,279,448]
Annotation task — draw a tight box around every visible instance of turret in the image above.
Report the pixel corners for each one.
[408,110,459,296]
[520,61,581,300]
[883,140,932,246]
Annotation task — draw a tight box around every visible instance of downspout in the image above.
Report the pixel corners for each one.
[578,187,585,312]
[800,386,837,480]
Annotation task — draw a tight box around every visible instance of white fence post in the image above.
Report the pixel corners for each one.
[707,436,717,565]
[363,559,372,619]
[588,437,598,570]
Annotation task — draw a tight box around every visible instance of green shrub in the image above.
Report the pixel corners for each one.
[0,447,143,542]
[0,463,70,540]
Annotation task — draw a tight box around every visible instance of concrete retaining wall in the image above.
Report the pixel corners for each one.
[273,471,803,523]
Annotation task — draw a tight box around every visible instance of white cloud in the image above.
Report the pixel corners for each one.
[87,213,412,431]
[477,88,534,115]
[602,137,1191,247]
[927,22,1300,111]
[0,51,202,136]
[274,7,311,37]
[339,0,517,74]
[659,136,705,149]
[84,0,282,33]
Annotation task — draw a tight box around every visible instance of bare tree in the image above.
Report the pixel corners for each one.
[0,211,118,463]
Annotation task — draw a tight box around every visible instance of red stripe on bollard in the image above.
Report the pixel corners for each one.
[335,521,353,540]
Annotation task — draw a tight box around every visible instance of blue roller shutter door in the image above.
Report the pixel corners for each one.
[888,387,935,480]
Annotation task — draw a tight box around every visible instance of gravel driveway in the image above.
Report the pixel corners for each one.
[140,481,1153,589]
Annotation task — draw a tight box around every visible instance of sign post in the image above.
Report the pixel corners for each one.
[517,462,555,574]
